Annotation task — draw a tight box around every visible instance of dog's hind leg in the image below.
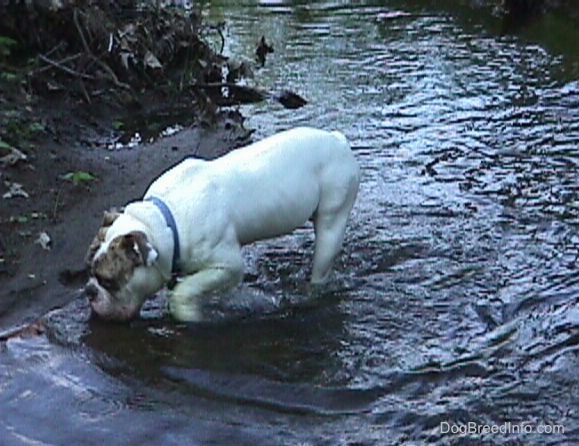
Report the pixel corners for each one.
[310,149,359,284]
[169,260,244,322]
[311,192,358,283]
[310,211,351,284]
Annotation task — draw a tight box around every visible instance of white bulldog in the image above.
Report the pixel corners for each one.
[85,127,360,322]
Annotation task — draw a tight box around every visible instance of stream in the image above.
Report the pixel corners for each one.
[2,1,579,445]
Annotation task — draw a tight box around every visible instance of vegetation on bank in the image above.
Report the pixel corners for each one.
[0,1,308,157]
[0,1,264,279]
[0,1,236,146]
[498,0,579,30]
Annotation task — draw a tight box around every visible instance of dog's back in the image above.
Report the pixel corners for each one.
[217,127,359,244]
[143,127,359,247]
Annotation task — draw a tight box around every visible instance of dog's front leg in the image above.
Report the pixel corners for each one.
[169,265,243,322]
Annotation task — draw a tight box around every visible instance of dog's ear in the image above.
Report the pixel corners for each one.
[119,231,158,267]
[84,210,121,266]
[101,209,121,227]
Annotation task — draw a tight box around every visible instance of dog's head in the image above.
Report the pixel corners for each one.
[85,211,162,321]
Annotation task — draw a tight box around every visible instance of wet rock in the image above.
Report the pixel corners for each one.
[255,36,274,67]
[274,90,308,110]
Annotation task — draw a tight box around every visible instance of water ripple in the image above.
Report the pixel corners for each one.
[3,1,579,444]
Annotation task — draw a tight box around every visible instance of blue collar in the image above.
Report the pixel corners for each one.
[146,196,180,274]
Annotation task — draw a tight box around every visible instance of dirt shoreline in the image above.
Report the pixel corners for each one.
[0,103,251,331]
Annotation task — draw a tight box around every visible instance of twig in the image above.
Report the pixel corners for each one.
[73,8,91,56]
[44,41,66,58]
[38,54,96,80]
[0,319,45,342]
[78,78,91,104]
[52,186,64,222]
[35,53,83,75]
[90,55,131,90]
[203,23,225,54]
[216,24,225,54]
[73,7,131,91]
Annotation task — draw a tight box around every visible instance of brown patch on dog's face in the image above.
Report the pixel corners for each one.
[86,231,160,321]
[85,210,121,266]
[91,232,147,292]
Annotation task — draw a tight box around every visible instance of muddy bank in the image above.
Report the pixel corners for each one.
[0,2,284,330]
[0,105,251,331]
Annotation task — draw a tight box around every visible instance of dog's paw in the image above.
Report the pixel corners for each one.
[168,292,204,323]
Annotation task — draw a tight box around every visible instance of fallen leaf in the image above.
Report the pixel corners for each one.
[0,147,28,167]
[0,139,13,151]
[3,182,29,199]
[46,81,63,91]
[61,171,97,185]
[35,231,52,250]
[144,51,163,70]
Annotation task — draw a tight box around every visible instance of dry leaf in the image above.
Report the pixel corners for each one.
[0,147,28,167]
[36,231,52,250]
[3,182,29,199]
[144,51,163,70]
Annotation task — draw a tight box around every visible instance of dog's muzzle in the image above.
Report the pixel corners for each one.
[84,282,99,302]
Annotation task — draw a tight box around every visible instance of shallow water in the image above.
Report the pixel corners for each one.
[2,1,579,445]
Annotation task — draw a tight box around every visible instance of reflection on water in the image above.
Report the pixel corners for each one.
[2,1,579,445]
